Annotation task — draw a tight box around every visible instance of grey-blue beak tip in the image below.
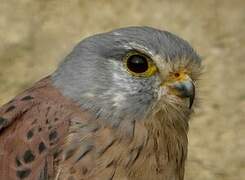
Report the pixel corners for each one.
[171,80,195,109]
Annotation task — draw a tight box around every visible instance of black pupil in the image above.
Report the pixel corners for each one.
[127,55,148,73]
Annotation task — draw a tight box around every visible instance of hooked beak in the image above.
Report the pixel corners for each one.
[169,79,195,109]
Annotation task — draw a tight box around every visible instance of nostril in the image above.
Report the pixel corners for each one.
[174,73,180,78]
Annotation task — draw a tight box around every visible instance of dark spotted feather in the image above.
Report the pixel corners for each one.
[0,77,77,180]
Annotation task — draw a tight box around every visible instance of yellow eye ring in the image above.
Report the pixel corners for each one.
[123,51,157,77]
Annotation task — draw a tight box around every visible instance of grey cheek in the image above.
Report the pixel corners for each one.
[128,78,157,109]
[142,76,160,96]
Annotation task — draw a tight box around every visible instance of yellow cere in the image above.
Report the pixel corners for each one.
[167,70,189,83]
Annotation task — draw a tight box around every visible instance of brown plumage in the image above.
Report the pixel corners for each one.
[0,77,188,180]
[0,27,202,180]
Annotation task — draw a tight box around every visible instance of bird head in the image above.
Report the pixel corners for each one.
[52,27,202,127]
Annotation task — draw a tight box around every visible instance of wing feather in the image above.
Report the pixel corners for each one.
[0,77,71,179]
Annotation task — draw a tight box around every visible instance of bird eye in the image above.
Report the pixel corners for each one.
[124,52,157,77]
[127,55,148,73]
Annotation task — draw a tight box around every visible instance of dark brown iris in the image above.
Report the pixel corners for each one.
[127,55,148,73]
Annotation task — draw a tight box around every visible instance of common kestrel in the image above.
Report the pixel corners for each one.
[0,27,202,180]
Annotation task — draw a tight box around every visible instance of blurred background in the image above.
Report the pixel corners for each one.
[0,0,244,179]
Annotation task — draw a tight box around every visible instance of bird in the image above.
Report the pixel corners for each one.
[0,26,202,180]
